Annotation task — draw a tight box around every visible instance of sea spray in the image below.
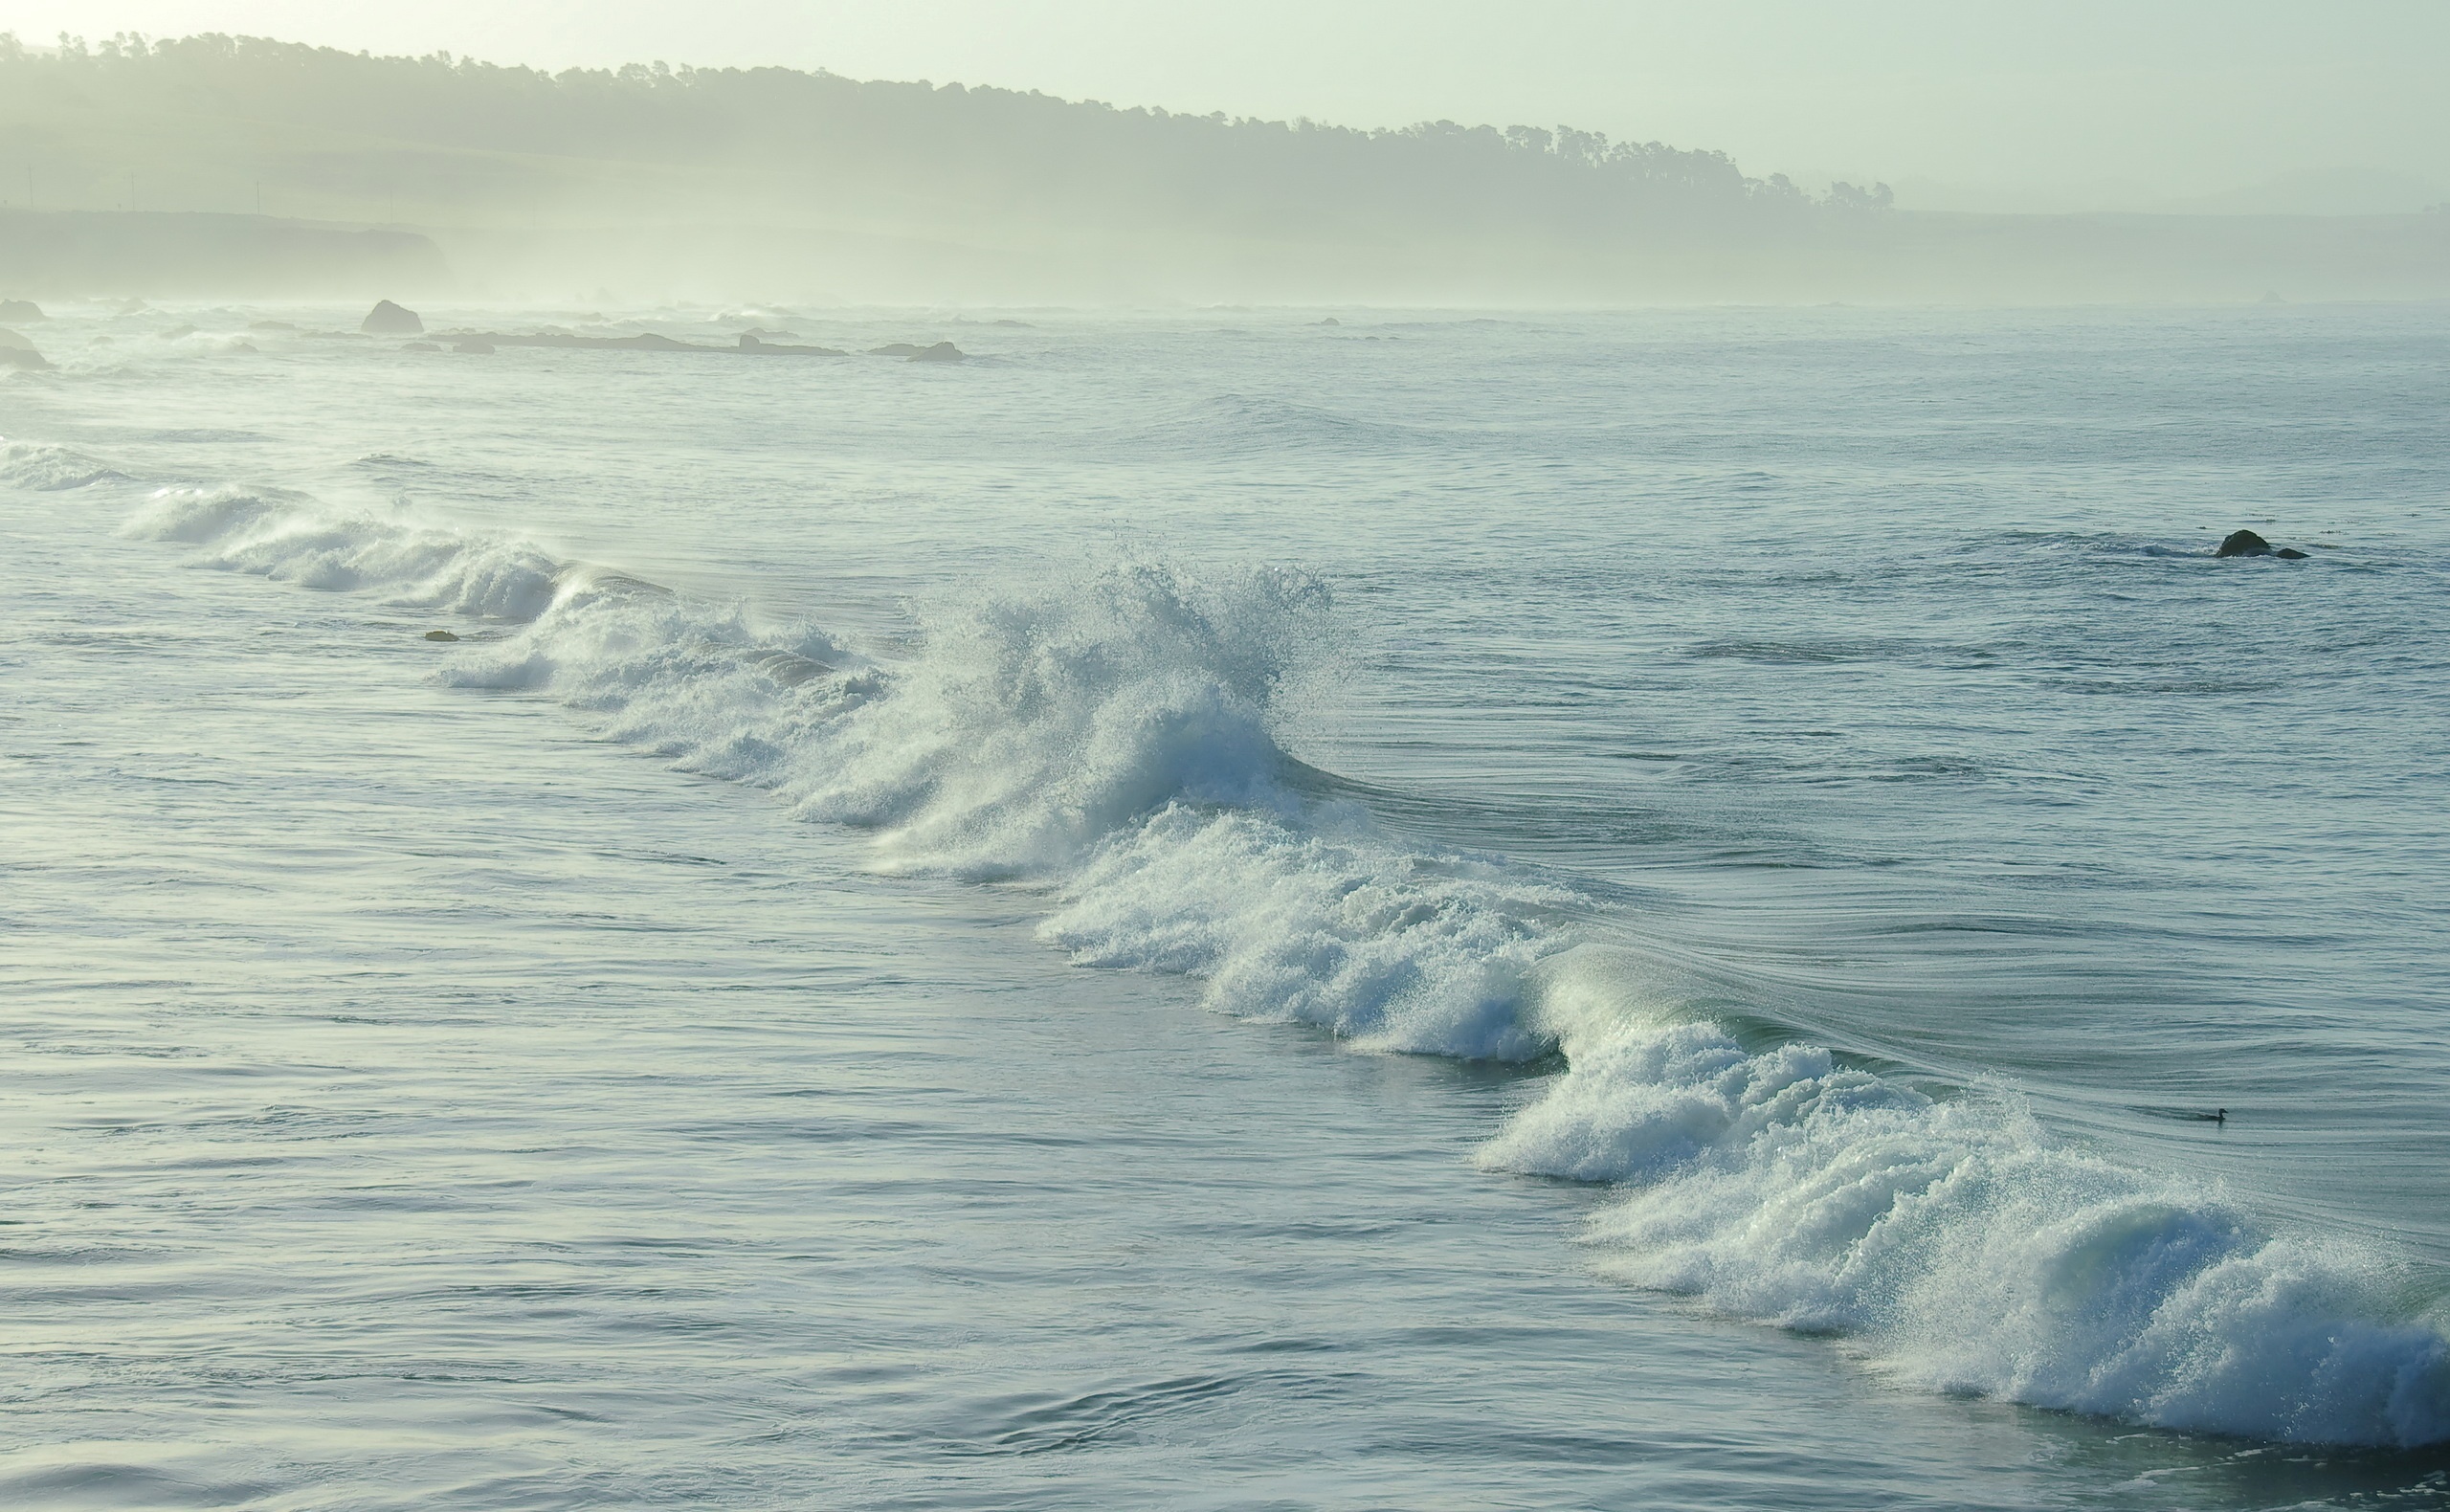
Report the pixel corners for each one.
[785,560,1328,877]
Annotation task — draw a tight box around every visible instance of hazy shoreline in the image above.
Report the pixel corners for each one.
[4,205,2445,306]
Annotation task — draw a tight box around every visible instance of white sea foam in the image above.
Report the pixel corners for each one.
[1484,951,2450,1446]
[1046,808,1560,1058]
[121,473,2450,1447]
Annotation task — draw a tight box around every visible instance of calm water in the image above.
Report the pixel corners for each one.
[4,301,2447,1509]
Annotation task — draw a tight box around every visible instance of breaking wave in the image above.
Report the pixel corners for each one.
[110,473,2450,1448]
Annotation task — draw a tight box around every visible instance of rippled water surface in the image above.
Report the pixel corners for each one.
[5,302,2448,1509]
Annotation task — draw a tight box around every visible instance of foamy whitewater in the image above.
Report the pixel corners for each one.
[6,303,2448,1509]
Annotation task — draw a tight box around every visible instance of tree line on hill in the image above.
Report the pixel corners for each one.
[0,32,1891,247]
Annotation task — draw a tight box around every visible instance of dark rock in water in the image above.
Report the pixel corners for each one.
[1317,316,1341,325]
[2216,529,2313,561]
[431,328,849,359]
[465,329,707,353]
[909,341,964,363]
[0,326,38,351]
[0,300,45,321]
[867,343,924,357]
[739,333,847,357]
[423,629,460,642]
[403,341,441,352]
[453,340,496,355]
[363,300,424,335]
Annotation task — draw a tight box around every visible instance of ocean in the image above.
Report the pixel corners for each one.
[4,300,2446,1509]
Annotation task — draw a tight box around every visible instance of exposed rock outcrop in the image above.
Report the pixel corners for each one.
[738,333,846,356]
[0,300,45,321]
[362,300,423,335]
[2216,529,2309,560]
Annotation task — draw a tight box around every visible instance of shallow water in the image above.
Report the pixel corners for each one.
[4,301,2447,1508]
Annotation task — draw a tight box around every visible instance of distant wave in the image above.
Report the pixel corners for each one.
[1113,393,1457,460]
[104,467,2450,1449]
[1,439,129,491]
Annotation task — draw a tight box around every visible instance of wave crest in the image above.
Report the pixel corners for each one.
[122,485,563,619]
[1,438,129,491]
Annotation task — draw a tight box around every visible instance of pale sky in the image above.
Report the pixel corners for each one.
[9,0,2447,211]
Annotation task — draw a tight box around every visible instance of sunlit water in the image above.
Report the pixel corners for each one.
[4,301,2447,1509]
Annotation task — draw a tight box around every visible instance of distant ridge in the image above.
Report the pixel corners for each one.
[1,33,2442,302]
[0,32,1874,234]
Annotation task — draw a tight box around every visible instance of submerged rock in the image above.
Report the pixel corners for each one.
[453,340,496,355]
[0,300,45,321]
[908,341,964,363]
[362,300,424,335]
[866,342,924,357]
[423,629,460,642]
[2216,529,2308,560]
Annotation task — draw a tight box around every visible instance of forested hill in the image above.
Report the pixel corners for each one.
[8,33,2432,303]
[0,32,1889,244]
